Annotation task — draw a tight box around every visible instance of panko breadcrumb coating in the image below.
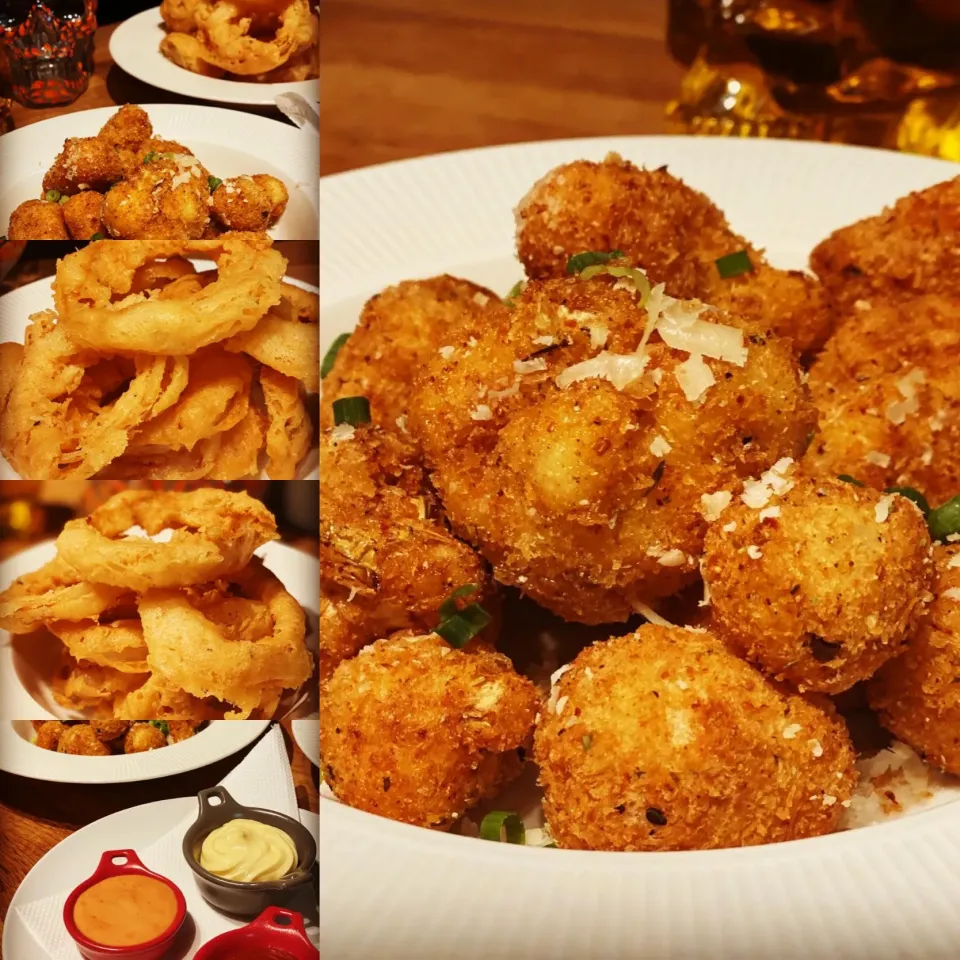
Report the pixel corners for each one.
[321,275,500,430]
[320,422,495,679]
[35,720,67,752]
[91,720,131,742]
[98,104,153,152]
[124,723,168,753]
[803,295,960,504]
[321,631,540,829]
[810,175,960,314]
[408,271,815,623]
[62,191,105,240]
[57,724,112,756]
[515,154,833,354]
[703,474,933,694]
[7,200,69,240]
[211,175,289,231]
[42,137,126,195]
[534,626,857,851]
[869,544,960,774]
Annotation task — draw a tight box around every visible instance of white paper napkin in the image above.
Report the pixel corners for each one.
[16,724,317,959]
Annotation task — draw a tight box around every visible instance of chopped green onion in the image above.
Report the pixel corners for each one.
[480,811,526,844]
[142,151,157,164]
[837,474,865,487]
[715,250,754,279]
[58,194,69,205]
[44,189,61,202]
[885,487,930,515]
[543,842,557,848]
[503,279,525,305]
[321,333,350,379]
[208,176,223,192]
[149,720,170,736]
[89,232,105,241]
[332,396,371,427]
[159,151,176,159]
[434,603,491,648]
[566,250,624,274]
[582,734,592,751]
[928,495,960,543]
[439,583,480,621]
[579,264,651,304]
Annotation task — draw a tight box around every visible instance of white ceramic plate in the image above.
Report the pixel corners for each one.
[2,797,319,960]
[291,716,318,768]
[0,104,318,239]
[0,271,319,480]
[110,7,318,108]
[0,720,269,783]
[0,540,319,719]
[319,137,960,960]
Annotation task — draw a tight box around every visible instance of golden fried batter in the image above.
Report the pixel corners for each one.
[98,104,153,152]
[515,155,834,354]
[91,720,131,741]
[321,632,539,829]
[57,724,113,756]
[703,475,933,694]
[210,174,288,231]
[534,626,857,851]
[322,275,499,430]
[869,544,960,775]
[124,723,168,753]
[408,272,815,622]
[7,199,69,240]
[320,423,495,678]
[35,720,67,751]
[160,32,226,77]
[810,175,960,314]
[62,191,105,240]
[42,137,125,195]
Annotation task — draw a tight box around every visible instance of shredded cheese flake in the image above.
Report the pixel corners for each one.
[514,357,548,375]
[470,404,493,421]
[865,450,891,468]
[330,423,355,442]
[782,724,802,739]
[746,545,763,559]
[633,602,673,627]
[700,490,732,522]
[657,549,688,567]
[674,353,715,402]
[649,435,672,457]
[942,587,960,601]
[438,345,455,359]
[947,555,960,569]
[722,521,737,533]
[875,494,896,523]
[759,506,781,521]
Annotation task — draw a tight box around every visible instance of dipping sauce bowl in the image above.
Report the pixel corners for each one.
[194,906,319,960]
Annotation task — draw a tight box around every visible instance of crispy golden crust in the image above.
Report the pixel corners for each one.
[98,104,154,152]
[868,545,960,775]
[42,137,125,195]
[534,626,857,851]
[320,423,494,678]
[704,476,934,694]
[321,632,540,829]
[7,199,69,240]
[408,273,815,623]
[210,175,288,231]
[515,155,834,353]
[61,191,105,240]
[804,295,960,504]
[321,275,499,431]
[810,175,960,314]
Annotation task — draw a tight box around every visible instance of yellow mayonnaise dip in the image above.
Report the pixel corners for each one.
[199,818,297,883]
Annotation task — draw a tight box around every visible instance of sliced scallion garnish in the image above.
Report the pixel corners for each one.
[142,151,157,164]
[480,811,526,844]
[321,333,350,379]
[208,176,223,192]
[715,250,754,279]
[44,189,61,202]
[837,474,865,487]
[58,194,69,205]
[332,396,371,427]
[579,264,651,304]
[928,495,960,543]
[434,603,491,648]
[566,250,624,275]
[149,720,170,736]
[885,487,930,515]
[439,583,480,621]
[89,232,105,241]
[503,280,525,305]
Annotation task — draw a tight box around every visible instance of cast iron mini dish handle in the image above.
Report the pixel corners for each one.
[194,907,319,960]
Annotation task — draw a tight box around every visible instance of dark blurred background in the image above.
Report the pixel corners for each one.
[96,1,155,25]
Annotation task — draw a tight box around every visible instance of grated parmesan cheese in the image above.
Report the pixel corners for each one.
[514,357,548,375]
[330,423,355,442]
[942,588,960,601]
[657,549,688,567]
[674,353,715,403]
[758,506,781,521]
[746,545,763,559]
[865,450,891,468]
[700,490,732,522]
[875,494,896,523]
[438,345,455,359]
[649,435,672,457]
[782,724,802,739]
[470,404,493,421]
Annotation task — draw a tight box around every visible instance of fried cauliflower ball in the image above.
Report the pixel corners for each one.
[61,191,105,239]
[810,175,960,315]
[34,720,67,751]
[868,544,960,774]
[57,724,113,756]
[98,104,153,152]
[210,174,288,231]
[408,272,816,623]
[42,137,125,195]
[124,723,168,753]
[91,721,131,742]
[7,199,69,239]
[803,295,960,504]
[321,632,540,829]
[320,422,495,679]
[322,275,499,430]
[515,154,833,354]
[167,720,199,742]
[534,626,857,851]
[703,474,933,694]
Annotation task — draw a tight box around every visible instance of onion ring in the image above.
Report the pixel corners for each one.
[0,556,129,634]
[55,488,279,591]
[224,307,319,393]
[49,619,149,674]
[130,256,198,294]
[0,341,23,414]
[260,366,312,479]
[52,651,149,718]
[207,406,265,480]
[139,556,310,719]
[54,236,285,355]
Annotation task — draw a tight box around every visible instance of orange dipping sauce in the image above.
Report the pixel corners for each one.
[73,875,178,947]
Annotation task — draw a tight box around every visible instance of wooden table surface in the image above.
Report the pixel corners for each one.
[320,0,684,174]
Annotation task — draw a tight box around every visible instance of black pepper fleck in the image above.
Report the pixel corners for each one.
[645,807,667,826]
[383,776,391,792]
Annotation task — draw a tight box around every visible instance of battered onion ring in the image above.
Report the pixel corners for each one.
[0,341,23,414]
[55,488,278,591]
[51,651,149,718]
[118,674,221,722]
[139,556,311,719]
[54,236,285,355]
[130,256,198,294]
[0,556,128,634]
[207,406,265,480]
[98,437,224,481]
[49,619,149,674]
[260,366,312,479]
[224,306,319,393]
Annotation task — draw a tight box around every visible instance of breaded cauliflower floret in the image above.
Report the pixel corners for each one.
[320,423,495,679]
[703,475,933,694]
[408,271,816,623]
[98,104,153,152]
[56,724,112,756]
[321,632,540,829]
[534,625,857,851]
[322,275,499,430]
[42,136,125,194]
[7,199,69,240]
[515,155,833,354]
[869,544,960,775]
[62,191,105,239]
[210,174,288,231]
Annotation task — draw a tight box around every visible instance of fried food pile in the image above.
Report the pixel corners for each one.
[0,236,318,480]
[318,162,960,851]
[7,105,290,240]
[31,719,202,755]
[159,0,318,83]
[0,489,313,721]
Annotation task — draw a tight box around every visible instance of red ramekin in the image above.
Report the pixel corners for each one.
[193,906,319,960]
